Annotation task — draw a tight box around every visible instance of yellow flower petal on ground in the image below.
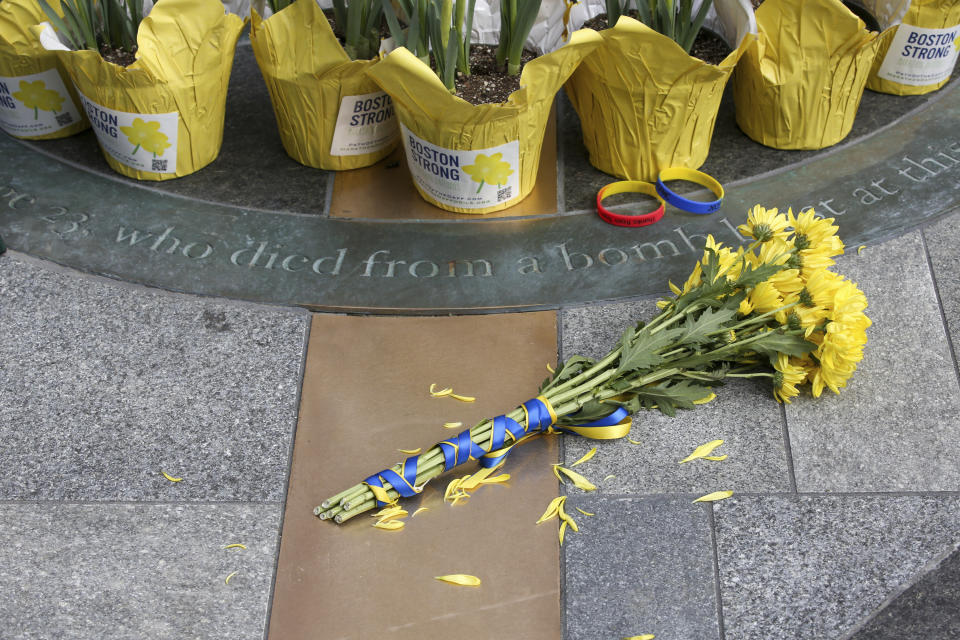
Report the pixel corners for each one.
[450,393,476,402]
[559,520,568,545]
[570,447,597,467]
[623,635,655,640]
[546,363,555,373]
[444,478,463,501]
[679,440,725,464]
[603,474,616,481]
[537,496,565,524]
[576,507,595,516]
[398,447,422,455]
[857,245,866,255]
[556,466,597,491]
[443,421,462,429]
[702,455,728,461]
[429,383,452,396]
[435,574,481,586]
[373,507,408,521]
[161,471,182,483]
[412,507,428,517]
[373,520,405,530]
[223,544,246,550]
[627,439,642,445]
[224,571,239,585]
[693,392,716,405]
[693,490,734,503]
[367,483,392,504]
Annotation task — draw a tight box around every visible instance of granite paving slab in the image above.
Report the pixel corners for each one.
[714,494,960,640]
[0,502,281,640]
[563,495,719,640]
[923,211,960,369]
[0,253,308,501]
[846,543,960,640]
[561,300,792,494]
[784,231,960,492]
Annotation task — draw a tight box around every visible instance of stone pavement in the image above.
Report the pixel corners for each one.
[3,209,960,638]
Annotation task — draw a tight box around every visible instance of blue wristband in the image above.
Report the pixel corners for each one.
[655,168,724,215]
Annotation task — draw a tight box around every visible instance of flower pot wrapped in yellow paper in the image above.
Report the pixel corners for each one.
[732,0,882,150]
[862,0,960,96]
[367,28,601,214]
[250,0,400,171]
[564,0,756,181]
[36,0,243,181]
[0,0,87,139]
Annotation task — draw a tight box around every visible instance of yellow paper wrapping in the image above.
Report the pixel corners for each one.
[366,29,601,214]
[865,0,960,95]
[565,15,754,181]
[732,0,882,150]
[0,0,87,139]
[38,0,243,181]
[250,0,398,171]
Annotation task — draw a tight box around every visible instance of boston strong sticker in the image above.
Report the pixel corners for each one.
[329,91,398,157]
[400,124,520,210]
[79,92,178,174]
[0,69,81,136]
[877,24,960,86]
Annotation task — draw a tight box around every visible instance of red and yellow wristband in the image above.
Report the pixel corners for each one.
[596,181,665,228]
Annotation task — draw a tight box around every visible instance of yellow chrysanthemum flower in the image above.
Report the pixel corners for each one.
[808,278,871,397]
[12,80,64,119]
[746,280,783,314]
[773,353,809,403]
[462,153,513,193]
[739,205,790,243]
[703,235,744,282]
[789,208,841,252]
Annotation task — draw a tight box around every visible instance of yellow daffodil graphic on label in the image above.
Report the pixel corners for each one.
[12,80,64,120]
[462,153,514,194]
[120,118,171,158]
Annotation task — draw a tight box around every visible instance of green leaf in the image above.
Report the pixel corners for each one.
[747,332,817,360]
[636,380,712,417]
[616,326,683,375]
[679,306,737,345]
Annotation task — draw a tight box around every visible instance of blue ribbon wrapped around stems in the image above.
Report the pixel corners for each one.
[364,396,630,507]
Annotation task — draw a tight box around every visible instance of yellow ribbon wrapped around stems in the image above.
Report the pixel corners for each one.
[564,10,755,181]
[37,0,243,181]
[366,29,601,214]
[732,0,882,150]
[250,0,399,171]
[0,0,87,139]
[865,0,960,95]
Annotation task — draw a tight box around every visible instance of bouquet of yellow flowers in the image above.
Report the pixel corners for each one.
[317,205,870,523]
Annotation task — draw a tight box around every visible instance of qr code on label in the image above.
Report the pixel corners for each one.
[151,158,168,172]
[55,112,73,127]
[497,186,512,202]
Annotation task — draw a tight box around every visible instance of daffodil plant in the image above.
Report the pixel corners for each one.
[329,0,384,60]
[496,0,542,75]
[36,0,146,54]
[318,206,870,524]
[381,0,431,62]
[429,0,477,90]
[635,0,715,53]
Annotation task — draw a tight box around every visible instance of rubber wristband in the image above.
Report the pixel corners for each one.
[596,181,665,228]
[655,168,724,215]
